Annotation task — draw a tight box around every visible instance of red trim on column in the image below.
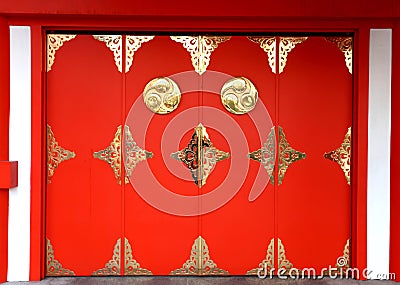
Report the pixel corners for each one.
[30,24,46,281]
[0,161,18,188]
[352,27,369,277]
[0,16,10,283]
[390,24,400,282]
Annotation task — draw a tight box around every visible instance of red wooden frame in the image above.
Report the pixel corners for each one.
[390,23,400,282]
[0,17,10,283]
[5,10,391,280]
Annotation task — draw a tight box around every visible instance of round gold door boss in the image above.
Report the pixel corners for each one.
[143,77,181,114]
[220,77,258,115]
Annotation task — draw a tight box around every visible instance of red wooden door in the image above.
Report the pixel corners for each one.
[46,34,123,276]
[276,36,352,274]
[46,33,352,276]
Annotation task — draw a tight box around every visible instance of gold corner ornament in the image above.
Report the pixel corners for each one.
[246,238,274,275]
[336,239,350,271]
[170,236,229,275]
[94,125,153,185]
[170,36,231,75]
[125,35,155,72]
[248,36,276,74]
[46,239,75,276]
[171,124,229,188]
[93,35,123,72]
[47,125,76,183]
[143,77,181,114]
[279,37,308,74]
[324,127,351,185]
[325,37,353,74]
[249,127,276,184]
[47,34,77,72]
[93,238,121,276]
[124,238,152,275]
[277,238,297,274]
[278,127,306,185]
[220,77,258,115]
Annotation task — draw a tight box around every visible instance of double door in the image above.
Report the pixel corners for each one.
[46,34,352,276]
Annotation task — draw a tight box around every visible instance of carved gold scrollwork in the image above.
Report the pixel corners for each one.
[324,127,351,185]
[248,127,276,184]
[143,77,181,114]
[124,238,152,275]
[47,34,77,72]
[171,36,230,75]
[277,238,296,273]
[249,126,304,185]
[325,37,353,74]
[47,125,76,183]
[336,239,350,271]
[125,35,155,72]
[170,236,229,275]
[220,77,258,115]
[171,124,229,188]
[279,37,308,74]
[246,238,274,275]
[248,36,276,73]
[278,126,306,185]
[124,126,153,181]
[93,238,121,276]
[46,239,75,276]
[94,125,153,185]
[94,126,124,184]
[93,35,123,72]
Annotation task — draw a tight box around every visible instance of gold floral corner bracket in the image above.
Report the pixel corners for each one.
[47,34,77,72]
[278,238,298,274]
[335,239,350,271]
[325,37,353,74]
[125,35,155,72]
[94,125,153,185]
[171,124,229,188]
[47,125,76,183]
[324,127,351,185]
[246,238,274,275]
[279,37,308,74]
[170,236,229,275]
[46,239,75,276]
[248,37,276,73]
[92,238,121,276]
[93,35,123,72]
[124,238,152,275]
[170,36,231,75]
[278,127,306,185]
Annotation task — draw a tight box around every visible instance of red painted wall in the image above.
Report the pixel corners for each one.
[0,17,10,283]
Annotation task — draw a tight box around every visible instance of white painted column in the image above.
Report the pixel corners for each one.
[367,29,392,278]
[8,26,31,281]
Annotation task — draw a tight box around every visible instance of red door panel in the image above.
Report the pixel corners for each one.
[200,36,276,274]
[46,34,123,276]
[124,35,200,274]
[276,36,352,272]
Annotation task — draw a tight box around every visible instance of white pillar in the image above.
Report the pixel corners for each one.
[8,26,31,281]
[367,28,392,278]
